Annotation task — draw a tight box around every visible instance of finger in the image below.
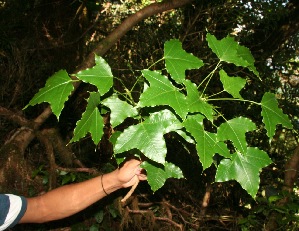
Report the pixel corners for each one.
[134,167,142,174]
[126,159,141,168]
[138,174,147,181]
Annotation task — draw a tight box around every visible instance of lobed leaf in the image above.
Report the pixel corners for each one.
[114,109,182,164]
[24,70,74,119]
[183,114,231,170]
[261,92,293,138]
[164,39,204,83]
[217,117,256,154]
[184,80,215,121]
[141,161,184,192]
[219,69,246,99]
[215,147,272,198]
[138,70,188,119]
[102,94,138,127]
[74,55,113,96]
[206,33,259,77]
[70,92,104,145]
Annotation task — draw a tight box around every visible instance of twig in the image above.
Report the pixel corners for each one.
[155,217,184,231]
[55,166,99,174]
[121,179,139,203]
[200,183,212,217]
[127,209,183,231]
[0,106,31,128]
[162,198,172,219]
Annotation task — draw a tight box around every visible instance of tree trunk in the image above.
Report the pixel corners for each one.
[0,129,35,194]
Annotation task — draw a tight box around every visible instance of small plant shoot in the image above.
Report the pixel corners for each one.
[25,33,293,198]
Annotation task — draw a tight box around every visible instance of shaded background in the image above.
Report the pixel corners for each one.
[0,0,298,230]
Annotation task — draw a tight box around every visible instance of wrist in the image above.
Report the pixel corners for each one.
[101,170,123,195]
[101,175,109,196]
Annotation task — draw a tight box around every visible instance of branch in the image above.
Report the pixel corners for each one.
[200,183,212,217]
[89,0,193,60]
[0,0,194,175]
[121,179,139,204]
[127,208,183,230]
[26,0,194,128]
[35,131,57,190]
[55,166,99,174]
[0,106,31,128]
[155,217,183,231]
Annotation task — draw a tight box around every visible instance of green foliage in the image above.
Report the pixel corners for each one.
[164,39,204,83]
[238,192,299,230]
[184,80,215,121]
[102,94,138,127]
[31,165,49,185]
[59,170,77,185]
[219,69,246,99]
[24,70,74,119]
[114,109,182,164]
[183,114,230,170]
[206,33,259,78]
[261,92,293,138]
[74,55,114,96]
[217,117,256,154]
[71,92,104,145]
[138,70,188,119]
[215,148,272,197]
[142,161,183,191]
[25,33,293,197]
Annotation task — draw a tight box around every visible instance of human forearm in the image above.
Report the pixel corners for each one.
[20,171,122,223]
[19,159,146,224]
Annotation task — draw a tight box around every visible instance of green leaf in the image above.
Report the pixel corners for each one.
[108,205,120,218]
[94,210,104,224]
[175,129,195,144]
[184,80,215,121]
[217,117,256,154]
[164,39,204,83]
[206,33,259,77]
[74,55,113,96]
[261,92,293,138]
[70,92,104,145]
[141,161,184,192]
[219,69,246,99]
[183,115,231,170]
[24,70,74,119]
[110,131,127,165]
[138,70,188,119]
[102,94,138,127]
[109,131,121,147]
[114,109,182,164]
[215,147,272,198]
[89,225,100,231]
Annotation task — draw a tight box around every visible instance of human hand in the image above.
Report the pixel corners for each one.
[116,159,147,188]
